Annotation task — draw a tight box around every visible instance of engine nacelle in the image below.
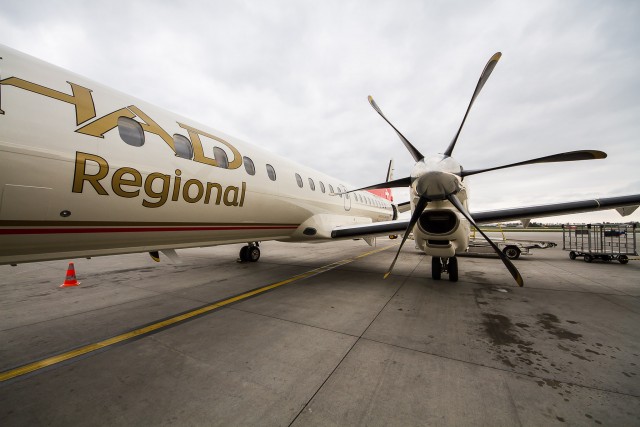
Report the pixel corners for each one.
[414,209,469,257]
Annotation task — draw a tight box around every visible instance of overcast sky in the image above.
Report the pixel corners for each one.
[2,0,639,223]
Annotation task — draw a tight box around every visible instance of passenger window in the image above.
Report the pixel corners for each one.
[243,156,256,176]
[213,147,229,169]
[295,173,303,188]
[117,117,144,147]
[266,164,276,181]
[319,181,326,193]
[173,134,193,159]
[308,178,316,191]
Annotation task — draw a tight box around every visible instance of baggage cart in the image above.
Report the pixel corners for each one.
[468,226,556,259]
[562,224,637,264]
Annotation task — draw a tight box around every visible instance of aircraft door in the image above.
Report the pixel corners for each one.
[342,186,351,211]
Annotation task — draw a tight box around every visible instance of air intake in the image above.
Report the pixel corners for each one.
[419,210,458,234]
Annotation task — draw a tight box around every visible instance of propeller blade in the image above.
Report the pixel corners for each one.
[368,96,424,162]
[444,52,502,157]
[333,176,412,195]
[460,150,607,177]
[384,196,429,279]
[447,194,523,287]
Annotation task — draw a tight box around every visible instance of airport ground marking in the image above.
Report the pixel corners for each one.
[0,243,397,383]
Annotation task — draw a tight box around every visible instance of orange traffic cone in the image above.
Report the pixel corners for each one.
[60,262,80,287]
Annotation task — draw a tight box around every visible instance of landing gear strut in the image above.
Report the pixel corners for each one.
[431,256,458,282]
[239,242,260,262]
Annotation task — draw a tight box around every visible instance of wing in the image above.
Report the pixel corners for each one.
[331,219,409,239]
[330,194,639,240]
[471,195,640,224]
[331,194,640,240]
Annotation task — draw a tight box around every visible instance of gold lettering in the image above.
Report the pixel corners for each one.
[223,186,239,206]
[183,179,204,203]
[1,77,96,125]
[205,182,223,205]
[72,152,109,195]
[76,105,174,154]
[112,167,142,198]
[172,169,182,201]
[178,122,242,169]
[142,173,170,208]
[239,181,246,207]
[76,108,135,137]
[128,106,175,152]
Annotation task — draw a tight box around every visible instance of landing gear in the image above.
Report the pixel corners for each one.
[432,257,442,280]
[448,257,458,282]
[431,256,458,282]
[239,242,260,262]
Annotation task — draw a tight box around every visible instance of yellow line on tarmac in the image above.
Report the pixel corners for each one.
[0,243,396,383]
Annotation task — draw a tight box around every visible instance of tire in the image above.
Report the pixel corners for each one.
[448,257,458,282]
[239,246,250,262]
[503,246,521,260]
[584,254,593,263]
[431,257,442,280]
[569,251,576,260]
[248,246,261,262]
[619,255,629,265]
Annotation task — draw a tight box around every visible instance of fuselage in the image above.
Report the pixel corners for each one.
[0,45,393,264]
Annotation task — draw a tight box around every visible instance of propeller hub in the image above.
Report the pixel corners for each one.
[414,172,461,200]
[412,155,463,200]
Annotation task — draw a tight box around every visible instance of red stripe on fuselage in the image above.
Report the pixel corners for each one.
[0,225,299,235]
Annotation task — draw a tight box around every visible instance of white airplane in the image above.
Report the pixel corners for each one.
[1,45,638,286]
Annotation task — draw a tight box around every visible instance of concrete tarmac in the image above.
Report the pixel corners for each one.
[0,233,639,426]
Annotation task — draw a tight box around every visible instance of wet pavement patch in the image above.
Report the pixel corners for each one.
[482,313,531,347]
[537,313,582,341]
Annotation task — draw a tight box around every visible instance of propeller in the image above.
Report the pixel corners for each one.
[368,96,424,162]
[447,194,523,286]
[444,52,502,157]
[460,150,606,177]
[384,196,429,278]
[362,52,606,286]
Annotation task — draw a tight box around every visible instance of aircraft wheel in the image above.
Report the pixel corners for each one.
[239,246,250,262]
[584,254,593,263]
[431,257,442,280]
[448,257,458,282]
[503,246,521,260]
[619,255,629,264]
[569,251,576,260]
[248,246,261,262]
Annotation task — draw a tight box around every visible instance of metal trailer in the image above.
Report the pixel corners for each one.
[562,223,637,264]
[467,237,557,259]
[467,227,557,260]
